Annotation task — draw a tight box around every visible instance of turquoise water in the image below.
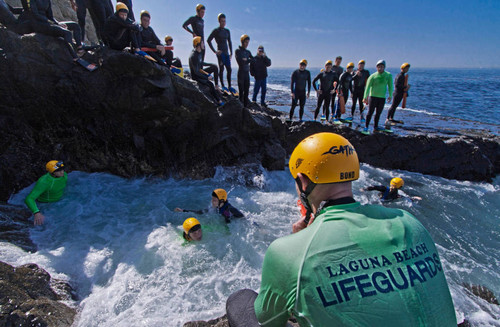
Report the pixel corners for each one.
[2,165,499,326]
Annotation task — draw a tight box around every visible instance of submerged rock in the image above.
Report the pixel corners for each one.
[0,203,36,252]
[0,261,77,327]
[462,283,499,305]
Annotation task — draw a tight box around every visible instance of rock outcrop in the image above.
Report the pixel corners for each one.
[0,203,36,252]
[0,261,77,327]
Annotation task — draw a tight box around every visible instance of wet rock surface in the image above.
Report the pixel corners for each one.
[0,261,77,327]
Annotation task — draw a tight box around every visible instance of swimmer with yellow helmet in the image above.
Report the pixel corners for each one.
[361,177,422,201]
[182,217,203,241]
[25,161,67,225]
[223,132,455,327]
[175,188,243,223]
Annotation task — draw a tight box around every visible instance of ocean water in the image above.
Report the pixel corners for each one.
[264,68,500,136]
[3,166,500,326]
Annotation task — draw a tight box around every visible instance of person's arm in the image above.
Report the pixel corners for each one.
[228,204,244,218]
[265,56,271,67]
[387,72,394,99]
[24,179,48,214]
[363,74,373,100]
[182,17,195,35]
[151,27,162,46]
[235,48,244,67]
[307,71,311,94]
[207,29,217,54]
[290,71,296,94]
[140,29,158,49]
[227,29,233,57]
[312,73,321,91]
[363,185,386,192]
[45,0,57,24]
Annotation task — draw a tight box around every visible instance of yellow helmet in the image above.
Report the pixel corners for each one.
[390,177,404,189]
[218,13,226,21]
[140,10,150,18]
[325,60,333,66]
[115,2,128,12]
[183,218,201,233]
[196,3,205,11]
[347,62,354,69]
[300,59,308,66]
[289,132,359,183]
[164,35,173,43]
[46,160,64,174]
[212,188,227,201]
[401,62,410,69]
[358,60,365,65]
[193,36,202,47]
[240,34,249,43]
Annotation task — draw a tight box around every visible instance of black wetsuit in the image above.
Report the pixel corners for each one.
[164,49,182,68]
[366,185,400,201]
[290,69,311,120]
[86,0,113,43]
[183,202,243,223]
[103,12,139,50]
[183,15,204,58]
[235,46,254,107]
[189,49,221,103]
[250,54,271,105]
[351,69,370,117]
[335,71,353,118]
[139,24,165,65]
[312,70,338,120]
[207,27,232,88]
[387,72,407,120]
[16,0,81,58]
[330,65,343,112]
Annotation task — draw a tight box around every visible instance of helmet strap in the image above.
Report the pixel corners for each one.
[295,177,316,225]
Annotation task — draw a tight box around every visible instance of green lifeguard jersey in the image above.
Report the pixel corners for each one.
[254,202,456,327]
[363,71,394,99]
[25,172,68,214]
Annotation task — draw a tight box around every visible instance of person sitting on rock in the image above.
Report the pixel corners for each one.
[25,161,68,226]
[138,10,165,65]
[361,177,422,201]
[163,35,182,68]
[10,0,83,60]
[182,217,203,242]
[103,2,140,52]
[188,36,224,106]
[175,188,243,223]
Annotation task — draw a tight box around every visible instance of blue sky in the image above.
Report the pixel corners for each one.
[134,0,499,68]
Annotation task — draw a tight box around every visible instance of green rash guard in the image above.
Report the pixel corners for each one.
[363,71,394,100]
[254,202,456,327]
[24,172,68,214]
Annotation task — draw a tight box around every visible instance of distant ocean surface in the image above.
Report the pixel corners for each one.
[1,67,499,326]
[264,67,500,136]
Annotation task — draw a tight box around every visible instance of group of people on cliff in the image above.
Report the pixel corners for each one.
[25,131,454,327]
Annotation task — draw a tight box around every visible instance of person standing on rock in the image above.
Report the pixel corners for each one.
[351,59,370,122]
[189,36,224,106]
[362,59,393,134]
[175,188,243,223]
[386,62,411,125]
[312,60,338,121]
[333,61,354,123]
[235,34,254,107]
[207,13,233,93]
[183,4,206,59]
[224,132,456,327]
[289,59,311,121]
[103,2,140,51]
[250,45,271,107]
[330,56,344,117]
[25,161,68,226]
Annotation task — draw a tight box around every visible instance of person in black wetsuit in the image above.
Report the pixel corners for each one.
[138,10,165,65]
[351,59,370,121]
[183,4,205,58]
[312,60,338,121]
[333,62,354,122]
[175,188,244,223]
[386,62,411,124]
[163,35,182,68]
[250,45,271,106]
[207,13,233,90]
[235,34,254,107]
[289,59,311,121]
[330,56,344,115]
[361,177,421,201]
[189,36,224,105]
[103,2,140,51]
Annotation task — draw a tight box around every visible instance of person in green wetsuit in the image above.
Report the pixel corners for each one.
[225,132,457,327]
[363,59,393,134]
[25,160,68,226]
